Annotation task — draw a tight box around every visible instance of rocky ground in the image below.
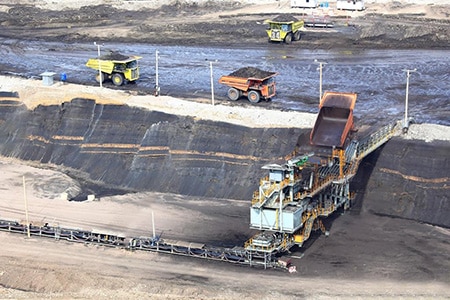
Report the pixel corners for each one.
[0,0,449,49]
[0,1,449,299]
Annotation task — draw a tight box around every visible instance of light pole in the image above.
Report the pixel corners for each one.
[314,59,327,103]
[403,68,417,134]
[155,50,160,96]
[94,42,104,88]
[209,60,217,106]
[23,176,30,238]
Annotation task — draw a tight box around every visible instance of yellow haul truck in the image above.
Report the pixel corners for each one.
[264,17,304,44]
[86,52,141,86]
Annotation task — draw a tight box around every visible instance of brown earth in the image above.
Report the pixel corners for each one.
[0,1,450,299]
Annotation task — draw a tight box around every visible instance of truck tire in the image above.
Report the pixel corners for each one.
[284,33,293,44]
[112,73,124,86]
[294,31,302,41]
[247,90,260,103]
[95,72,106,83]
[227,88,241,101]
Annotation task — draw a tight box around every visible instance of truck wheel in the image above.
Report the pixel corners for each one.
[284,33,293,44]
[95,72,106,83]
[294,31,302,41]
[247,91,260,103]
[112,73,124,86]
[227,88,241,101]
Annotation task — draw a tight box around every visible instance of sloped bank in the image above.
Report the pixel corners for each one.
[0,96,448,228]
[361,137,450,227]
[0,98,302,200]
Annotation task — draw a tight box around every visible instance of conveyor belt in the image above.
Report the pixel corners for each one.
[0,219,284,269]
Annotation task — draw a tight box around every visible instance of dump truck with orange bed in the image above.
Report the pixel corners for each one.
[218,67,278,103]
[310,91,357,148]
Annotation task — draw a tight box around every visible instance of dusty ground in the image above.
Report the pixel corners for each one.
[1,157,449,299]
[0,0,449,49]
[0,1,450,299]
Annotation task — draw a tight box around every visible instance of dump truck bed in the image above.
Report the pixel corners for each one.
[310,91,357,148]
[219,67,277,83]
[85,53,141,74]
[218,76,251,91]
[219,67,278,98]
[218,74,277,91]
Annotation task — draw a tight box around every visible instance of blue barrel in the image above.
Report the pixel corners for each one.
[60,73,67,82]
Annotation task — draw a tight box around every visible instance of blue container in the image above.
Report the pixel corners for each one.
[60,73,67,82]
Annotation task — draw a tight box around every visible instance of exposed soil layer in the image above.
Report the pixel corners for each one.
[363,137,450,227]
[0,2,448,49]
[0,97,448,230]
[0,98,301,200]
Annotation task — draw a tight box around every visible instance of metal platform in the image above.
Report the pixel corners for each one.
[247,121,398,255]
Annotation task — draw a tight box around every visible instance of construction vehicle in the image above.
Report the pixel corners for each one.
[218,67,278,103]
[245,91,398,268]
[264,16,305,44]
[86,52,142,86]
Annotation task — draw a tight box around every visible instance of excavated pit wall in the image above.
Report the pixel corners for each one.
[0,98,301,200]
[0,98,448,227]
[361,138,450,227]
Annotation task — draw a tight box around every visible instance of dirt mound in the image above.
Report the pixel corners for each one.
[100,51,130,61]
[271,14,299,22]
[228,67,276,79]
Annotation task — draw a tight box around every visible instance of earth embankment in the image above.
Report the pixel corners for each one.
[362,137,450,227]
[0,97,302,200]
[0,88,449,227]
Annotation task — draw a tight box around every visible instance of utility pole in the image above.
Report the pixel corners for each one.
[23,176,30,238]
[152,210,156,240]
[403,68,417,134]
[314,59,327,102]
[155,50,160,96]
[209,61,216,106]
[94,42,104,88]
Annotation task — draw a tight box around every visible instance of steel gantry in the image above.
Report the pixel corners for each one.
[245,121,398,265]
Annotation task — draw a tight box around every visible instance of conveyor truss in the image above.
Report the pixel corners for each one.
[0,219,260,267]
